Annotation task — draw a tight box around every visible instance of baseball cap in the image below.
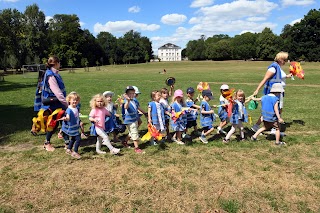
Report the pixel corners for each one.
[270,83,285,93]
[103,91,114,97]
[202,89,213,100]
[220,84,229,90]
[186,87,195,94]
[125,86,135,93]
[132,86,141,94]
[174,89,183,98]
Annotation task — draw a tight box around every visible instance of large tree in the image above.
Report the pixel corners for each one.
[232,32,258,60]
[256,28,284,60]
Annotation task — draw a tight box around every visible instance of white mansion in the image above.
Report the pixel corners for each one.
[158,43,182,61]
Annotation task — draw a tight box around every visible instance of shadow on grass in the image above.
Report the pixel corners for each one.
[0,105,36,144]
[0,80,37,92]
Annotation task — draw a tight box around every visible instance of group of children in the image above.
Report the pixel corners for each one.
[60,83,286,159]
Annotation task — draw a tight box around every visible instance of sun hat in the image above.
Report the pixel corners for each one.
[174,89,183,98]
[220,84,229,90]
[103,91,114,97]
[202,89,213,100]
[132,86,141,94]
[270,83,285,93]
[186,87,195,94]
[165,77,175,86]
[125,86,135,93]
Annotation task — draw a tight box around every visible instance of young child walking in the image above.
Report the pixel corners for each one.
[199,90,215,144]
[148,90,166,145]
[185,87,200,136]
[159,86,174,140]
[89,94,120,155]
[61,92,82,159]
[170,89,187,145]
[132,86,147,127]
[122,86,144,153]
[223,89,249,143]
[251,83,286,145]
[217,84,230,135]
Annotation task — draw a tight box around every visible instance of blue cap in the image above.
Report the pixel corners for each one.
[125,86,135,93]
[202,89,213,99]
[186,87,195,94]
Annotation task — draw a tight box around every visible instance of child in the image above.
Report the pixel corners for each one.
[251,83,286,145]
[185,87,200,136]
[223,89,249,143]
[122,86,144,153]
[89,94,120,155]
[199,90,215,144]
[60,92,82,159]
[148,90,166,145]
[217,84,230,135]
[159,86,174,139]
[132,86,147,127]
[103,91,125,142]
[170,89,187,145]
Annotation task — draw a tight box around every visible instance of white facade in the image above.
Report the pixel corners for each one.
[158,43,182,61]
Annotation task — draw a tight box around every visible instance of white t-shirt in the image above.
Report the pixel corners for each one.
[268,67,286,88]
[69,106,79,124]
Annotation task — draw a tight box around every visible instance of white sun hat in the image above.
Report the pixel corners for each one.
[132,86,141,94]
[220,84,229,90]
[270,83,285,93]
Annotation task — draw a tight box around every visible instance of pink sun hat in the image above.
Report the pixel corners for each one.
[174,89,184,98]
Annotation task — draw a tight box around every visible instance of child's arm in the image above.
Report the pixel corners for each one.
[250,97,262,102]
[138,106,147,115]
[274,102,284,123]
[192,104,200,109]
[169,85,174,97]
[201,106,214,114]
[147,106,152,124]
[123,94,130,109]
[61,114,70,121]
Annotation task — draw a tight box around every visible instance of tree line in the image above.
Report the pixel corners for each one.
[1,4,319,72]
[185,9,320,62]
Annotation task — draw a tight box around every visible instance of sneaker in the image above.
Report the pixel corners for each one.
[182,133,191,139]
[275,141,286,146]
[251,124,259,132]
[110,148,120,155]
[171,137,178,143]
[134,148,145,154]
[217,129,227,135]
[81,133,88,139]
[66,149,72,155]
[150,140,158,146]
[96,150,106,154]
[57,132,63,139]
[250,136,257,141]
[122,141,131,148]
[71,151,81,159]
[222,138,229,143]
[270,128,286,136]
[176,140,185,145]
[199,135,208,144]
[44,142,55,152]
[64,143,69,150]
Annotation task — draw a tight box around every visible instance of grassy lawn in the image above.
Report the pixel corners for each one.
[0,61,319,212]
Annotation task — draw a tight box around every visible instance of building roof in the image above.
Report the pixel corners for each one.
[158,43,181,50]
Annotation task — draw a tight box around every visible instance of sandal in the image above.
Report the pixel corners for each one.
[71,151,81,159]
[44,142,55,152]
[275,141,286,146]
[66,149,72,155]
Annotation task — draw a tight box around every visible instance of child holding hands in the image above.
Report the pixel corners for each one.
[89,94,120,155]
[251,83,286,145]
[159,86,174,139]
[199,90,215,144]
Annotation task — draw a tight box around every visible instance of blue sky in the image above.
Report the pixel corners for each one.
[1,0,319,54]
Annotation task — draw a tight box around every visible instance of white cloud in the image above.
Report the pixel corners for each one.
[281,0,315,7]
[45,16,53,23]
[128,6,141,13]
[161,14,187,25]
[246,17,267,22]
[94,20,160,34]
[79,21,85,27]
[290,18,302,25]
[0,0,19,2]
[190,0,214,8]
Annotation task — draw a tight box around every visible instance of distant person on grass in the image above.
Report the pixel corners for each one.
[89,94,120,155]
[41,56,68,152]
[251,83,286,145]
[251,51,292,134]
[60,92,82,159]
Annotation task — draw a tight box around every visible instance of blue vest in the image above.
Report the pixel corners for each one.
[263,62,282,95]
[170,102,187,128]
[122,99,138,125]
[218,96,228,121]
[261,94,279,122]
[61,108,80,136]
[34,85,42,112]
[149,101,165,125]
[160,99,170,121]
[200,101,215,127]
[229,100,248,124]
[41,69,66,110]
[104,106,118,133]
[186,99,198,121]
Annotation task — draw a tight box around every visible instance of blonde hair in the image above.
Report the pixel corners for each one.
[150,90,159,100]
[160,88,168,94]
[90,94,106,109]
[171,95,185,106]
[274,51,288,62]
[235,89,245,103]
[66,91,80,104]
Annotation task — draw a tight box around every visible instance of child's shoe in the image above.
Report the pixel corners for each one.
[96,150,106,154]
[44,142,55,152]
[250,136,257,141]
[110,148,120,155]
[171,137,178,143]
[71,151,81,159]
[182,133,191,139]
[275,141,286,146]
[64,143,69,150]
[96,141,106,154]
[134,148,145,154]
[176,140,185,145]
[57,132,63,139]
[122,141,131,148]
[66,149,72,155]
[251,124,260,132]
[199,134,208,144]
[222,138,229,143]
[150,139,158,146]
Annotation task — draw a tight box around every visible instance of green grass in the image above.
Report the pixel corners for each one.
[0,61,320,212]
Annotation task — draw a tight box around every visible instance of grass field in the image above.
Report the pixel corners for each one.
[0,61,319,212]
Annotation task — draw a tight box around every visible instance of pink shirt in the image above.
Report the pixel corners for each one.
[89,107,110,129]
[48,68,68,108]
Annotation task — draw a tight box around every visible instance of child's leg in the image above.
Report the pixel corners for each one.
[113,132,120,142]
[62,132,70,149]
[252,126,266,139]
[165,122,170,138]
[73,135,81,153]
[275,128,280,144]
[67,135,74,150]
[238,121,245,139]
[95,127,114,152]
[176,131,182,141]
[225,124,236,140]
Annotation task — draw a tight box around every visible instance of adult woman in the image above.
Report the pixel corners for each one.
[42,56,68,151]
[251,51,292,132]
